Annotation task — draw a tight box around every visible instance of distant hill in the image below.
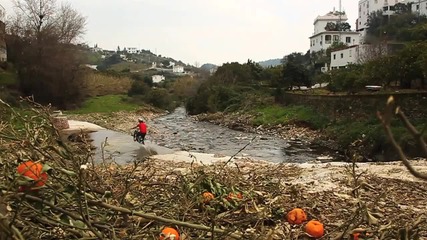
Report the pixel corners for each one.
[83,46,189,69]
[200,63,218,71]
[257,58,282,68]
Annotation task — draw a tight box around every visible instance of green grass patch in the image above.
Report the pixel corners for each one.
[0,71,18,86]
[324,118,427,149]
[69,95,139,114]
[252,105,329,129]
[109,62,149,72]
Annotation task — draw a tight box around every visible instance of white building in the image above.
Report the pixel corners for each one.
[152,75,165,83]
[172,65,184,73]
[126,47,138,54]
[90,44,103,53]
[408,0,427,16]
[0,4,7,62]
[309,11,360,53]
[357,0,404,40]
[330,43,390,69]
[330,46,360,69]
[0,4,5,22]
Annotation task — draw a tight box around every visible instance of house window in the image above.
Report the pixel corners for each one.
[333,35,340,42]
[389,6,395,11]
[346,37,351,43]
[416,4,420,10]
[341,53,344,58]
[333,54,336,60]
[349,50,352,57]
[325,35,332,44]
[383,6,388,11]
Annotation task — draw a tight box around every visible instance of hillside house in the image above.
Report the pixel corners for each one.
[330,43,403,69]
[90,44,103,53]
[126,47,138,54]
[309,10,360,53]
[173,65,184,73]
[152,75,165,83]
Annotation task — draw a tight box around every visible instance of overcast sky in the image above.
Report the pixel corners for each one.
[2,0,358,65]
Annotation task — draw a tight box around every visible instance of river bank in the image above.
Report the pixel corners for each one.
[194,111,340,155]
[62,111,427,238]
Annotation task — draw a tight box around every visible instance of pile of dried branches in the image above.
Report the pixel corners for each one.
[0,97,426,239]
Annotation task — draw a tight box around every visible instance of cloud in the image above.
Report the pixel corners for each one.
[2,0,360,65]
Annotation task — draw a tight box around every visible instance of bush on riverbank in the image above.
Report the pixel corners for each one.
[252,105,329,129]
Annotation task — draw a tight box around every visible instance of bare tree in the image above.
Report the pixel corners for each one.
[357,43,389,64]
[6,0,87,109]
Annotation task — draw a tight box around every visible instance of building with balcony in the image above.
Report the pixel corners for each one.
[357,0,404,40]
[309,10,360,53]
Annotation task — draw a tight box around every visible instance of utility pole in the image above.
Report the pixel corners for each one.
[418,0,421,22]
[338,0,342,43]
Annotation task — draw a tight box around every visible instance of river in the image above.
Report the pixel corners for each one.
[90,107,342,164]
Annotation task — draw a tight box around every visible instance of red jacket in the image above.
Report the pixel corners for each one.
[138,122,147,133]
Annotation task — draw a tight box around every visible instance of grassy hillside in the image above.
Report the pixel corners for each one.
[83,71,133,97]
[69,95,139,114]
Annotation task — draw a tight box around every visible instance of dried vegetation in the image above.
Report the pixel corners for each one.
[0,97,426,239]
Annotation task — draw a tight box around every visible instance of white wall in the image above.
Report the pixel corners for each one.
[411,0,427,16]
[330,46,359,69]
[330,43,390,69]
[126,47,138,54]
[313,13,348,35]
[173,65,184,73]
[310,32,360,53]
[0,4,5,22]
[357,0,403,32]
[152,75,165,83]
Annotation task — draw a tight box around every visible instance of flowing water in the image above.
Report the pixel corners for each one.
[90,107,342,164]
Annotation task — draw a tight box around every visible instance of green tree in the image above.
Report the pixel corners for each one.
[281,62,310,89]
[337,22,351,31]
[128,81,150,96]
[144,88,172,109]
[394,2,412,14]
[325,22,351,31]
[325,22,337,31]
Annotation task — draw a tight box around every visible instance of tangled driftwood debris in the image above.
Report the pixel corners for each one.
[0,97,426,239]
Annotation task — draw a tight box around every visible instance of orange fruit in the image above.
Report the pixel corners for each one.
[305,220,324,238]
[202,192,214,203]
[286,208,307,225]
[226,192,243,201]
[17,161,48,189]
[159,227,179,240]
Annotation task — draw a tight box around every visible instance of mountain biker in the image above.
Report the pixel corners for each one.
[131,118,147,143]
